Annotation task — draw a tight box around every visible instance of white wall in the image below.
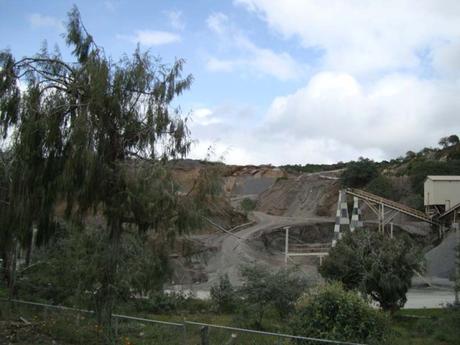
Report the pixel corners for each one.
[424,179,460,209]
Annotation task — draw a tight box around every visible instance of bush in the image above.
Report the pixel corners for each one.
[341,158,378,188]
[210,274,237,313]
[15,225,171,308]
[237,265,308,329]
[133,292,185,313]
[319,230,423,312]
[406,159,460,194]
[366,175,400,200]
[290,282,391,345]
[240,198,256,213]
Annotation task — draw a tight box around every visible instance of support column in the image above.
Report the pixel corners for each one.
[455,221,459,306]
[379,203,385,233]
[332,190,350,247]
[284,226,290,265]
[350,197,360,232]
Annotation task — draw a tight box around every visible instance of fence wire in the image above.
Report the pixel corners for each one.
[0,298,366,345]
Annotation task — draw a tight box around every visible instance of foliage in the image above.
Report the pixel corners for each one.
[210,274,237,313]
[448,135,460,146]
[366,175,401,200]
[0,6,217,336]
[15,225,171,307]
[406,160,460,194]
[237,265,308,329]
[240,198,256,213]
[439,134,459,148]
[404,193,425,210]
[281,162,346,174]
[319,230,423,312]
[392,308,460,345]
[290,282,391,344]
[341,158,379,188]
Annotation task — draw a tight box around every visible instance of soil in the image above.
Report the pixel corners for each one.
[0,321,70,345]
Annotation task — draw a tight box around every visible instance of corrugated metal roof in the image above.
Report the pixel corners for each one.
[426,175,460,181]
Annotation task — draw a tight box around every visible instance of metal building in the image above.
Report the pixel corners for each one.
[424,175,460,215]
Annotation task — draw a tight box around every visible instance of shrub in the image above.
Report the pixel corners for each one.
[407,159,460,194]
[15,225,171,308]
[366,175,400,200]
[319,229,423,312]
[134,292,185,313]
[237,265,308,329]
[290,282,391,345]
[240,198,256,213]
[341,158,378,188]
[210,274,237,313]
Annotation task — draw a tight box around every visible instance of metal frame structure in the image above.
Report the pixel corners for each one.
[284,226,330,265]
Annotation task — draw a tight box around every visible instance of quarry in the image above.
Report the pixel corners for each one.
[168,161,460,308]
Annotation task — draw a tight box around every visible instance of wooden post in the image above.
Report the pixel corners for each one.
[200,326,209,345]
[390,223,394,239]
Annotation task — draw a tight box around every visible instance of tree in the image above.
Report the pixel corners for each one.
[448,134,460,146]
[238,265,308,328]
[15,224,171,306]
[210,274,237,313]
[0,6,210,338]
[366,175,399,200]
[341,158,378,188]
[319,230,423,312]
[405,150,416,160]
[290,282,390,344]
[439,136,450,148]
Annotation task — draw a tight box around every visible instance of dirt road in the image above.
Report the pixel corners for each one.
[194,211,333,289]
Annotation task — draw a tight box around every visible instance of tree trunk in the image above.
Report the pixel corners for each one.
[1,237,18,299]
[96,217,122,343]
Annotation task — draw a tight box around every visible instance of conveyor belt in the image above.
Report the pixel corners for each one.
[439,202,460,219]
[346,188,437,225]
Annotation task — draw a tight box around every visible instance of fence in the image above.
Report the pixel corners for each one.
[0,298,366,345]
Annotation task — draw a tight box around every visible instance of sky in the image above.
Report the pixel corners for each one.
[1,0,460,165]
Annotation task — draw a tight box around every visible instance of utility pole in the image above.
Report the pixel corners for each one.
[284,226,290,266]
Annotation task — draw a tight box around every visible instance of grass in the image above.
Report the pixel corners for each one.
[391,308,460,345]
[1,292,460,345]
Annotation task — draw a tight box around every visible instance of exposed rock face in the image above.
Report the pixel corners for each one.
[256,172,341,217]
[223,165,286,196]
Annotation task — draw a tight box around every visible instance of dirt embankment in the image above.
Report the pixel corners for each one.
[256,172,341,217]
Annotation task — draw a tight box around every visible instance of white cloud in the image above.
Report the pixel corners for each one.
[262,72,460,160]
[191,1,460,165]
[192,108,222,126]
[235,0,460,75]
[206,57,237,72]
[117,30,181,46]
[207,12,229,35]
[432,41,460,78]
[205,12,305,80]
[28,13,64,31]
[188,71,460,165]
[165,10,185,31]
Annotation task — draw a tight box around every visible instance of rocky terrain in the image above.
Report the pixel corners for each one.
[166,160,457,296]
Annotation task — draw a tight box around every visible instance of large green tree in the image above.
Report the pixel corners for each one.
[319,229,423,312]
[0,6,210,337]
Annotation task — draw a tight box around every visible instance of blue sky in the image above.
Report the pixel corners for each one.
[2,1,460,165]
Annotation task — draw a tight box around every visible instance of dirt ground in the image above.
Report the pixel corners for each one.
[0,321,71,345]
